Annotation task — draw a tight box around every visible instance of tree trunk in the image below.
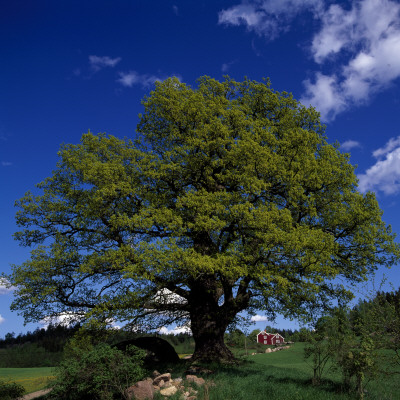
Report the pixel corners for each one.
[189,291,236,363]
[187,274,249,363]
[190,313,235,363]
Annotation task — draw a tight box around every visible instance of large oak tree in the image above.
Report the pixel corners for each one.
[8,77,399,362]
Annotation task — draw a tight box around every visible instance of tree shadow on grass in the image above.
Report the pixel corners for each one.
[197,360,350,397]
[271,375,348,395]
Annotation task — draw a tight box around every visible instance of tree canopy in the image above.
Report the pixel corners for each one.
[8,76,399,362]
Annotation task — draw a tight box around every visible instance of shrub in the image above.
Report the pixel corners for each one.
[50,342,146,400]
[0,380,25,400]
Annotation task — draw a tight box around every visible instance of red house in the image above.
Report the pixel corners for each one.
[257,331,285,345]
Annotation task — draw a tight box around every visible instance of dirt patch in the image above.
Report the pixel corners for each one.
[19,388,52,400]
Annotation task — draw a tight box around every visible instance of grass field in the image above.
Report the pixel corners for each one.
[1,343,399,399]
[199,343,400,400]
[0,367,55,394]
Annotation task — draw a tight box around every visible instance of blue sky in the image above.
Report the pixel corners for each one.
[1,0,400,337]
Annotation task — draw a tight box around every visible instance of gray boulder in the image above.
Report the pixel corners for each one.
[125,380,154,400]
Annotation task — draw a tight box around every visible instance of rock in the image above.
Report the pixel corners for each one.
[157,379,165,388]
[153,372,171,385]
[186,375,206,386]
[152,370,160,378]
[126,380,154,400]
[160,386,178,397]
[115,337,180,364]
[265,348,272,353]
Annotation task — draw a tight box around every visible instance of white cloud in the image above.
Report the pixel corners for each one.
[40,311,85,328]
[219,0,400,121]
[372,136,400,159]
[311,4,358,64]
[151,288,188,306]
[0,278,14,294]
[301,73,347,120]
[250,314,269,322]
[1,161,12,167]
[0,315,4,324]
[304,0,400,120]
[117,71,163,89]
[358,137,400,194]
[172,5,179,16]
[221,60,237,72]
[222,63,230,73]
[341,140,361,151]
[158,325,192,335]
[218,0,323,40]
[89,55,121,71]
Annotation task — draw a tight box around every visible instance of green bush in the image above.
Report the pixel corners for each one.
[0,380,25,400]
[50,342,146,400]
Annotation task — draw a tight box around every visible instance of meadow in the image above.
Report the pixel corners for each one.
[1,343,400,399]
[204,343,400,400]
[0,367,54,394]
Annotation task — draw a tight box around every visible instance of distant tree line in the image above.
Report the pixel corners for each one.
[0,324,81,367]
[0,324,80,351]
[0,323,193,367]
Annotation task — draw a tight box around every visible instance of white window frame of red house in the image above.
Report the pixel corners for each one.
[257,331,268,343]
[274,333,284,342]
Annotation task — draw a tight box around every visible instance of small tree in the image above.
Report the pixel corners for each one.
[304,318,333,385]
[316,308,379,398]
[362,288,400,371]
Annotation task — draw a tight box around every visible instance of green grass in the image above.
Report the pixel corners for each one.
[0,367,55,394]
[186,343,400,400]
[2,343,399,399]
[250,343,400,399]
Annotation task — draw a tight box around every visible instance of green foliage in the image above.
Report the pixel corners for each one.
[0,380,25,400]
[248,329,261,344]
[162,333,195,355]
[307,308,381,398]
[0,343,62,367]
[50,342,145,400]
[7,76,400,361]
[292,328,311,343]
[225,329,246,347]
[355,289,400,372]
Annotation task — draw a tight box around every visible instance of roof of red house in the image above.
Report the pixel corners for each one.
[257,331,284,338]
